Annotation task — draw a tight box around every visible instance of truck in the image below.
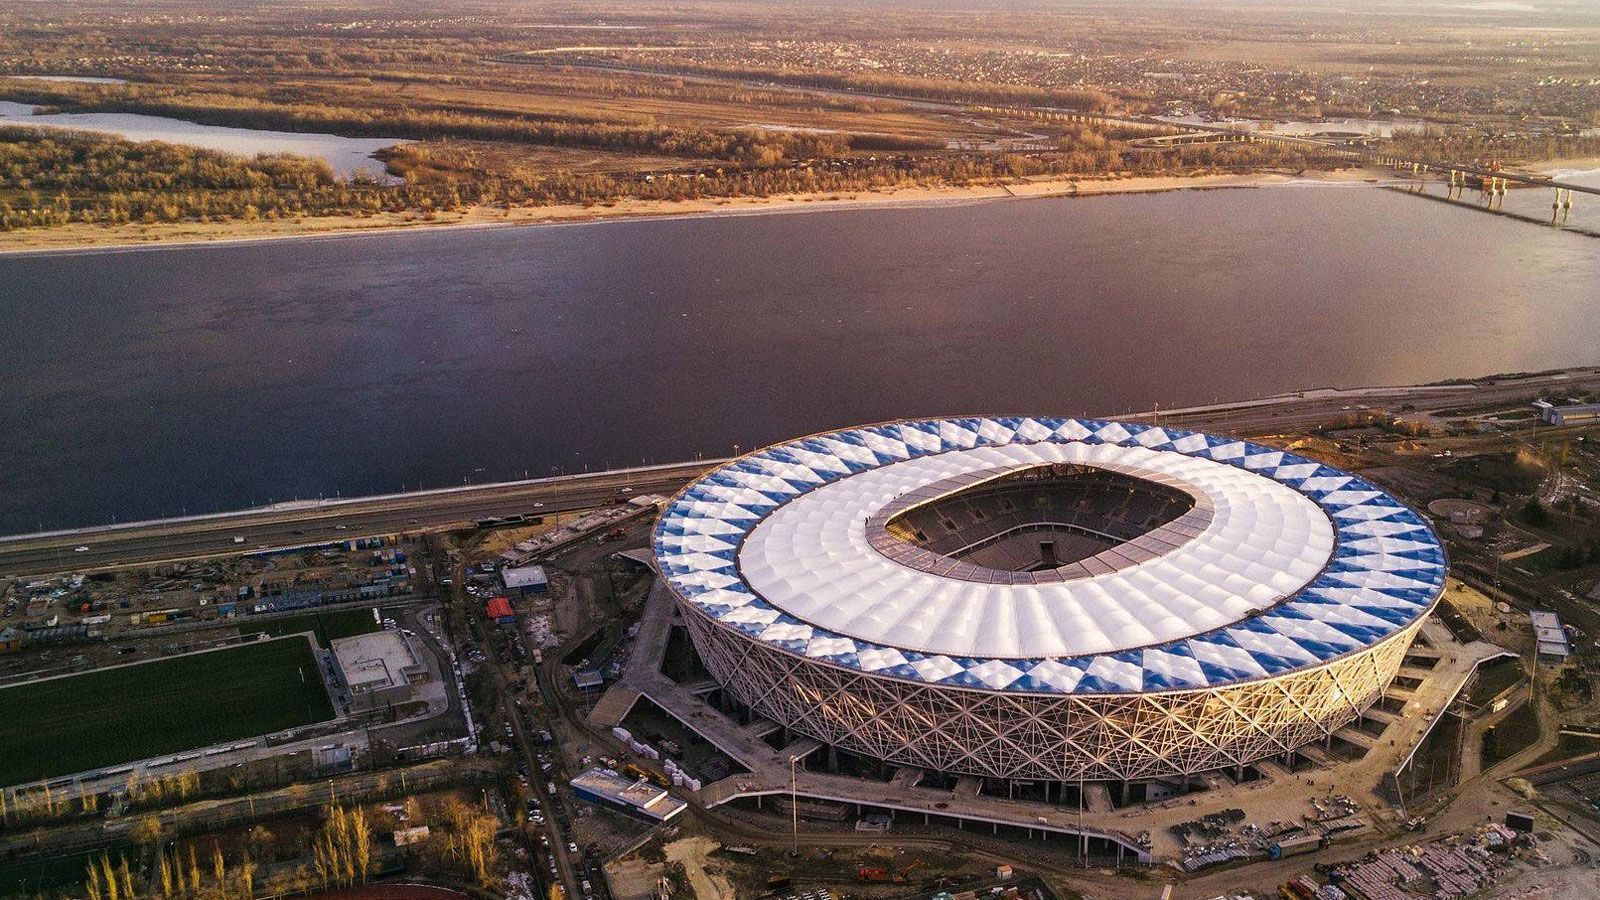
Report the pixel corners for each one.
[1267,833,1324,860]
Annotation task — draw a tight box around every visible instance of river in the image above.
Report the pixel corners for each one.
[2,183,1598,532]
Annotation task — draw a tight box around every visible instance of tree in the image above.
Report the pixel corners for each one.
[1521,496,1550,527]
[132,815,164,847]
[247,824,277,860]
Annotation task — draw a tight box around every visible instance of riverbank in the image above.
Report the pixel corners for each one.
[0,167,1374,255]
[1530,157,1600,183]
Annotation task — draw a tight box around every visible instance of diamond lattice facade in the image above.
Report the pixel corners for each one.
[654,417,1445,781]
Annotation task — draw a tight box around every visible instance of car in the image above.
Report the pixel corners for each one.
[568,841,579,854]
[621,487,633,493]
[232,536,246,544]
[533,502,545,508]
[334,524,349,530]
[74,545,90,552]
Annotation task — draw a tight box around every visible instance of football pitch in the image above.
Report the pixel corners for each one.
[0,636,335,787]
[237,606,381,648]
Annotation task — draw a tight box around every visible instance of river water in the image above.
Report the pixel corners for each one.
[2,183,1598,532]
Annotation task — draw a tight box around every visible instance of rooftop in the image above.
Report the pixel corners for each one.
[570,767,687,822]
[654,417,1447,694]
[331,630,421,692]
[501,564,548,589]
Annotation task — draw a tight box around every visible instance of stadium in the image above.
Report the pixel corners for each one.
[653,417,1447,784]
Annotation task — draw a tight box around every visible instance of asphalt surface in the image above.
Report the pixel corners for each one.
[0,462,717,578]
[7,369,1600,580]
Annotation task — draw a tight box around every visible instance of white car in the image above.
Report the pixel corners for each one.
[74,545,90,552]
[533,502,545,508]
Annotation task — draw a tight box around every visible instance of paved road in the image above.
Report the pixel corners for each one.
[0,461,718,577]
[7,369,1599,580]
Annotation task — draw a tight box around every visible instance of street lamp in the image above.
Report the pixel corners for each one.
[789,754,800,856]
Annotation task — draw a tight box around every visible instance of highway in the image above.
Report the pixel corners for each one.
[6,369,1599,579]
[0,461,720,578]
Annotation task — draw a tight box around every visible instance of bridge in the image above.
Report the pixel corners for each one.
[1025,105,1591,224]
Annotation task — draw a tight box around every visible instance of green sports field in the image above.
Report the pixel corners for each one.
[237,606,381,648]
[0,636,335,787]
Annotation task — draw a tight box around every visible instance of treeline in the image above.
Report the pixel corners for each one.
[1,81,941,163]
[0,127,1328,233]
[1380,129,1600,164]
[558,58,1117,112]
[398,66,893,114]
[0,126,337,192]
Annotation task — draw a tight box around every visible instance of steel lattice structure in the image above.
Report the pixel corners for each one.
[682,609,1419,781]
[654,417,1446,782]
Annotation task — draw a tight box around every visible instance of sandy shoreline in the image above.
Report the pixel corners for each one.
[1530,156,1600,175]
[0,168,1377,257]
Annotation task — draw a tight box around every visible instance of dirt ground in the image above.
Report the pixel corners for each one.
[664,836,737,900]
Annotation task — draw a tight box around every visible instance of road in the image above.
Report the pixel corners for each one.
[448,552,593,900]
[7,369,1600,580]
[0,461,718,578]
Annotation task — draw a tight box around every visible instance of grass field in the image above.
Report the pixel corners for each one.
[0,637,335,787]
[238,606,381,648]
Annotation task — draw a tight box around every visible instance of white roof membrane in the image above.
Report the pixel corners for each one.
[653,417,1447,695]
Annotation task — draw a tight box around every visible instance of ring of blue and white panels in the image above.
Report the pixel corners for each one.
[653,417,1445,696]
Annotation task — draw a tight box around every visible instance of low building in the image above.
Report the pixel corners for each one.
[1534,400,1600,426]
[570,767,687,823]
[332,630,427,711]
[1530,609,1571,661]
[501,564,549,596]
[486,596,516,625]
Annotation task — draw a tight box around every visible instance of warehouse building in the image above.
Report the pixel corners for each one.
[332,630,427,711]
[570,766,687,823]
[501,564,549,596]
[1533,400,1600,426]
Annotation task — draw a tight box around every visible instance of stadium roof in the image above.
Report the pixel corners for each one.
[654,417,1446,695]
